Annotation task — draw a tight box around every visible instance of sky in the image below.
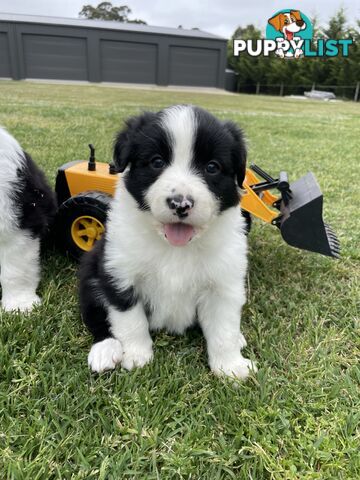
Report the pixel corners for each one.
[0,1,358,38]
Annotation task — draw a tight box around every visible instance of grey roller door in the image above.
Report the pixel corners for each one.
[169,46,219,87]
[23,34,88,80]
[100,40,157,83]
[0,32,11,77]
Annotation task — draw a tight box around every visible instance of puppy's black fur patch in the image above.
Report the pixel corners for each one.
[15,151,57,238]
[114,112,172,210]
[192,108,246,211]
[79,238,137,343]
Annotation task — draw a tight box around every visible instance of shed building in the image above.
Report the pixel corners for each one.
[0,13,227,89]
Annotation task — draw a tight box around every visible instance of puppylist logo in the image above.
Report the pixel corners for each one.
[234,9,353,59]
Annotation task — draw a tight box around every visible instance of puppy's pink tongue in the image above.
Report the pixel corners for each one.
[164,223,195,246]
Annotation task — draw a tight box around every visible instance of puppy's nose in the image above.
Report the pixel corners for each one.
[296,20,304,27]
[166,194,195,218]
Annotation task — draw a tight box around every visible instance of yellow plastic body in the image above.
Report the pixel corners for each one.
[241,169,279,223]
[65,161,117,197]
[64,161,281,224]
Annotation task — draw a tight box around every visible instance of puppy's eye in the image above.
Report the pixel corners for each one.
[205,161,221,175]
[150,156,165,169]
[284,18,289,24]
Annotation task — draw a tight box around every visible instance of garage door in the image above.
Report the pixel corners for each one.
[23,34,88,80]
[169,46,219,87]
[101,40,157,83]
[0,32,11,77]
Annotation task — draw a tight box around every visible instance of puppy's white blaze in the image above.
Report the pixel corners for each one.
[147,106,218,232]
[160,105,197,169]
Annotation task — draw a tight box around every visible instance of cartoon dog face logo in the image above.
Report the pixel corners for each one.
[268,10,306,58]
[268,10,306,40]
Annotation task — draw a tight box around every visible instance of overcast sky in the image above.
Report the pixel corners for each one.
[0,1,358,38]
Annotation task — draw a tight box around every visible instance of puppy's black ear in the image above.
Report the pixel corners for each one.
[113,112,156,172]
[223,121,247,188]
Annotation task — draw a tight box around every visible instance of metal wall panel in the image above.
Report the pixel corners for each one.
[100,40,157,83]
[0,32,11,77]
[22,34,88,80]
[0,17,227,88]
[168,46,219,87]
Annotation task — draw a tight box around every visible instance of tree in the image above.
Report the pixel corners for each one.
[228,25,269,93]
[321,7,347,40]
[79,2,146,24]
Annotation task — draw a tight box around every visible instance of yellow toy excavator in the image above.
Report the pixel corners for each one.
[55,144,340,260]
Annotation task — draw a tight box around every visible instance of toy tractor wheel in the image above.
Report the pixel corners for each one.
[56,191,111,260]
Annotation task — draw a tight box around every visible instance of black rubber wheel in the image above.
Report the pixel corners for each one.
[55,191,112,261]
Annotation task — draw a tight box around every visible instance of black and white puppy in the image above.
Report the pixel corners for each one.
[0,127,56,312]
[80,105,256,379]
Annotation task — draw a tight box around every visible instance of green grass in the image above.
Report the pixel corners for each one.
[0,80,359,480]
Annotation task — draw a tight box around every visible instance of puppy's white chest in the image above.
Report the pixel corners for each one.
[139,257,203,334]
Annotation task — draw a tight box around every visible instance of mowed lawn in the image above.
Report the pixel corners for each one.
[0,80,359,480]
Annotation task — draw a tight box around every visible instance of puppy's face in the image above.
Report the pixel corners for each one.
[268,10,306,40]
[114,106,246,246]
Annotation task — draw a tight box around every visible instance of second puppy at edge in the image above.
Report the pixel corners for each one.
[79,105,257,379]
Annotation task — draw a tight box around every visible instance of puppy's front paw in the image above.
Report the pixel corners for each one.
[88,338,123,373]
[121,342,153,371]
[210,355,257,380]
[1,294,41,313]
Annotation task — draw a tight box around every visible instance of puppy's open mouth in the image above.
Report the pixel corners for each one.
[164,223,195,246]
[285,28,294,40]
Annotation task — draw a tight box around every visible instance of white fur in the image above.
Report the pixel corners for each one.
[160,105,197,169]
[88,338,123,373]
[146,166,218,239]
[0,126,24,236]
[109,304,153,370]
[102,178,255,379]
[0,127,41,313]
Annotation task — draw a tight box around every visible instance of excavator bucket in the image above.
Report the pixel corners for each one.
[279,172,340,258]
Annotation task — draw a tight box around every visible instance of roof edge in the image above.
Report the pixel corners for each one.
[0,12,227,41]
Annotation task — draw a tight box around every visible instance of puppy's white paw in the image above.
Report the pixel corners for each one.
[88,338,123,373]
[1,294,41,313]
[121,342,153,371]
[210,355,257,380]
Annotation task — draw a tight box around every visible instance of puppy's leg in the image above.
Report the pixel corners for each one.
[80,272,123,373]
[198,292,257,380]
[109,303,153,371]
[82,302,123,374]
[0,232,41,312]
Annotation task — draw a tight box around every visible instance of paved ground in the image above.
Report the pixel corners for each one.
[22,77,234,95]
